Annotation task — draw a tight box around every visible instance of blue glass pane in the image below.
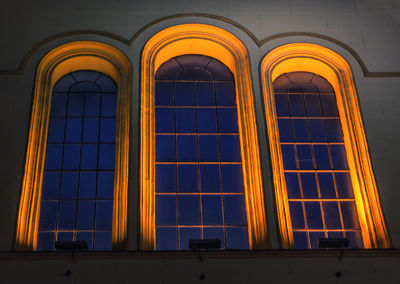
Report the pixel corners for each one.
[65,118,82,143]
[177,164,198,192]
[177,69,212,81]
[289,201,305,229]
[84,94,101,116]
[217,108,238,133]
[76,200,95,229]
[202,195,223,225]
[178,195,200,225]
[309,232,325,249]
[340,202,360,229]
[96,200,113,229]
[281,144,296,170]
[309,119,327,142]
[206,59,234,81]
[200,164,221,193]
[79,172,96,199]
[76,232,93,250]
[58,201,76,229]
[44,144,63,170]
[323,202,342,229]
[97,172,114,199]
[177,135,197,162]
[50,93,68,116]
[39,201,58,230]
[37,232,55,251]
[98,144,115,170]
[320,94,339,117]
[47,118,65,143]
[60,172,78,199]
[156,59,182,80]
[63,144,81,170]
[277,119,293,142]
[100,118,116,143]
[325,119,343,142]
[318,173,336,198]
[176,108,196,133]
[304,202,323,229]
[57,232,73,242]
[288,94,306,116]
[297,145,314,170]
[196,82,215,106]
[198,135,219,162]
[155,82,174,106]
[292,119,309,142]
[312,75,334,93]
[82,118,99,143]
[42,172,60,200]
[53,75,75,92]
[330,144,349,170]
[301,173,318,198]
[94,231,112,250]
[70,82,100,93]
[80,144,98,170]
[176,82,195,106]
[101,94,117,116]
[156,164,176,193]
[156,228,177,250]
[313,145,332,170]
[345,231,364,248]
[156,135,175,162]
[293,231,307,249]
[327,231,344,239]
[224,195,247,226]
[226,227,249,249]
[274,94,289,117]
[156,195,176,225]
[155,108,175,133]
[335,172,354,198]
[71,70,100,82]
[215,82,236,106]
[67,94,84,116]
[179,228,201,250]
[304,94,322,117]
[97,75,117,92]
[203,228,225,249]
[197,108,217,133]
[221,164,244,193]
[219,135,241,162]
[285,173,301,199]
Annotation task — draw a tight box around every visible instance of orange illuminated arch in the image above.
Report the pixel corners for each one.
[16,41,132,250]
[140,24,267,250]
[260,43,390,248]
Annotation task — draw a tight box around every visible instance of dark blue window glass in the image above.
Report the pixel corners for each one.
[155,55,247,250]
[273,72,362,249]
[38,71,117,251]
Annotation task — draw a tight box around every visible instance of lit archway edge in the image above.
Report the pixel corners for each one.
[260,43,390,248]
[15,41,132,250]
[140,24,267,250]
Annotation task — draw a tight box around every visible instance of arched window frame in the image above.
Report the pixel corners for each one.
[260,43,390,249]
[15,41,132,250]
[140,24,267,250]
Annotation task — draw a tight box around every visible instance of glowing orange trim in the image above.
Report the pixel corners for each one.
[140,24,267,250]
[15,41,132,250]
[261,43,390,248]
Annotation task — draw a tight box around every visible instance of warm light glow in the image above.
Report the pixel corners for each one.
[140,24,267,250]
[16,41,132,250]
[261,43,390,248]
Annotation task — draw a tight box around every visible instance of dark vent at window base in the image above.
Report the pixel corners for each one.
[155,55,248,250]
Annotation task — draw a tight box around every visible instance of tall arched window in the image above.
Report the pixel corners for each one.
[154,55,248,250]
[37,71,117,250]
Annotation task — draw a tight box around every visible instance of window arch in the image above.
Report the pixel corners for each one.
[16,41,131,250]
[140,24,267,250]
[260,43,390,249]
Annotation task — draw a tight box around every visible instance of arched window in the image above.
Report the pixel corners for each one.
[37,71,117,250]
[154,55,248,250]
[16,42,131,250]
[261,43,390,249]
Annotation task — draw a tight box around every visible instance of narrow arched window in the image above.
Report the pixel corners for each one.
[273,72,363,249]
[37,70,117,250]
[154,55,248,250]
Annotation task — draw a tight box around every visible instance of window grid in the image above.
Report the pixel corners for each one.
[37,71,117,251]
[274,73,363,249]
